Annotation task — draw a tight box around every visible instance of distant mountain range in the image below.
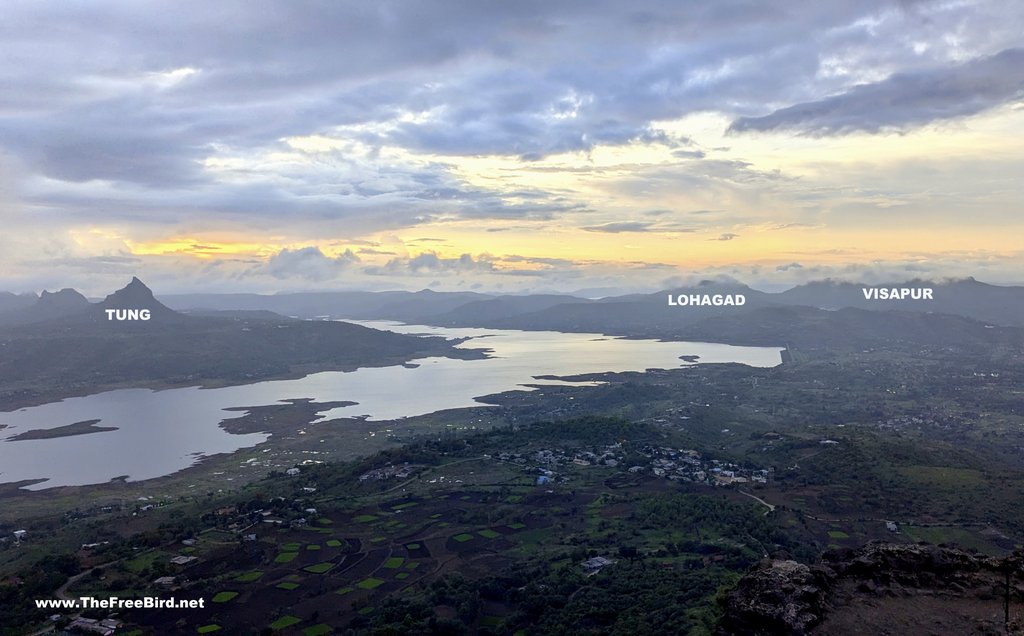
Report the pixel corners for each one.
[3,276,1023,360]
[0,278,479,410]
[148,277,1024,331]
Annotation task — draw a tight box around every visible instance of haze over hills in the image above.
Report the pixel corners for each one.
[4,275,1024,367]
[675,305,1022,351]
[160,289,493,323]
[0,290,38,315]
[154,277,1024,331]
[778,277,1024,325]
[0,288,89,327]
[0,278,480,410]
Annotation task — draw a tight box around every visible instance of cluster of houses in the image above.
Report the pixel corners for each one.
[67,617,122,635]
[581,555,615,576]
[633,446,771,486]
[358,463,417,482]
[490,444,771,489]
[875,412,961,434]
[494,443,627,471]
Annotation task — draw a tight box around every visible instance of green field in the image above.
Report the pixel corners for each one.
[303,562,334,574]
[383,557,405,569]
[233,571,263,582]
[269,615,302,630]
[453,533,474,543]
[274,551,298,563]
[276,582,300,590]
[211,591,237,603]
[125,550,166,573]
[903,526,1004,555]
[899,466,986,487]
[357,577,386,590]
[479,529,501,538]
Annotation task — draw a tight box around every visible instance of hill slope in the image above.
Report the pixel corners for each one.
[0,278,480,410]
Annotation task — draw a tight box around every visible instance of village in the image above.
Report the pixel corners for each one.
[353,438,774,492]
[486,442,771,488]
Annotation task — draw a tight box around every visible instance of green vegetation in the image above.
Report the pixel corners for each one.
[125,550,165,573]
[268,615,302,630]
[211,591,238,603]
[303,562,334,574]
[357,577,386,590]
[8,336,1024,635]
[196,626,222,634]
[902,526,1005,555]
[233,571,263,582]
[303,625,332,636]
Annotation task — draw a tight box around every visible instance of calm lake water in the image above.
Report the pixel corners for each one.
[0,322,782,489]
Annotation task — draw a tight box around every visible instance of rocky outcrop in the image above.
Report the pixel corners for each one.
[720,543,1024,635]
[720,559,835,635]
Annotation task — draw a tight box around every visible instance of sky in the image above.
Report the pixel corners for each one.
[1,0,1023,296]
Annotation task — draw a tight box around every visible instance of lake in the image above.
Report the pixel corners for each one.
[0,322,782,489]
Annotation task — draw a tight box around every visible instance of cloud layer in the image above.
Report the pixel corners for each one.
[0,1,1022,292]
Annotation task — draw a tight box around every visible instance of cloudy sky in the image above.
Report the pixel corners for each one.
[2,0,1023,295]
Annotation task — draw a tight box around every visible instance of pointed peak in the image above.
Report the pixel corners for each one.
[114,277,154,295]
[99,277,172,315]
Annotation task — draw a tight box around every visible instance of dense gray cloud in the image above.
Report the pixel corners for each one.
[4,1,1019,188]
[1,1,1023,291]
[366,252,495,276]
[263,247,360,281]
[730,48,1024,135]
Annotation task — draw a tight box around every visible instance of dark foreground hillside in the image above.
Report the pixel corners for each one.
[722,543,1024,635]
